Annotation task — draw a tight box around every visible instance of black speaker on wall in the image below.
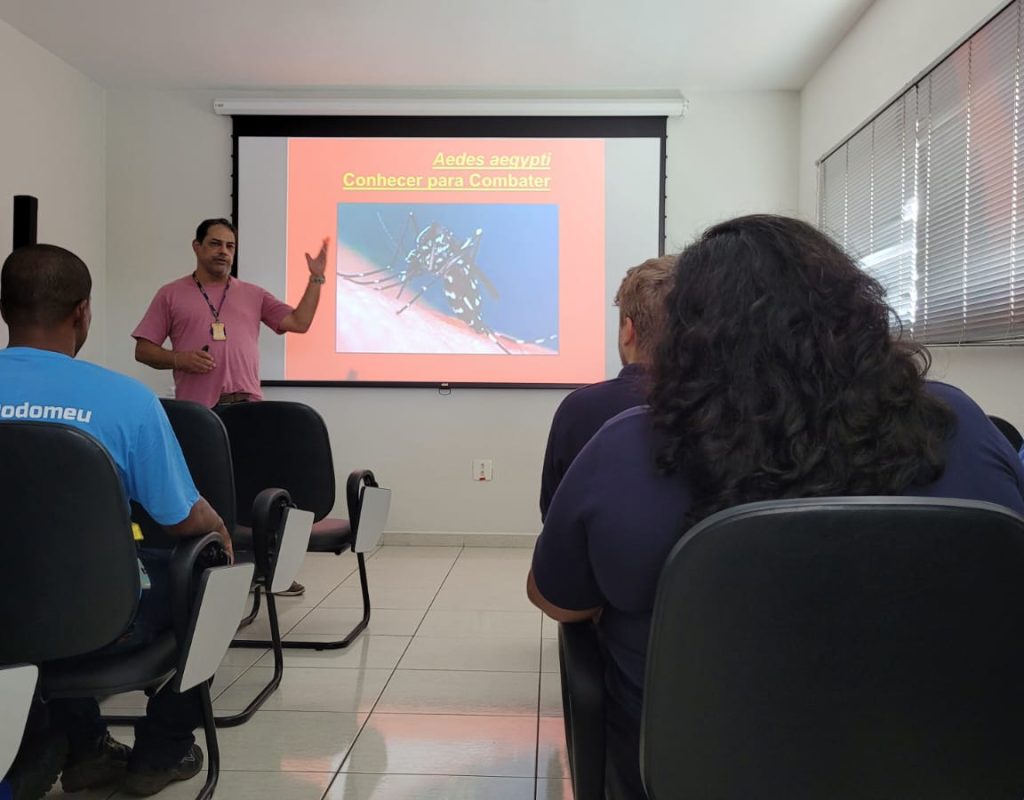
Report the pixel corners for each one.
[13,195,38,250]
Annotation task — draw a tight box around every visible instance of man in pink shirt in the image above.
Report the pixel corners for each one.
[132,218,328,408]
[133,218,327,596]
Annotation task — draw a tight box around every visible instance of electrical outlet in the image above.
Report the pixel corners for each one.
[472,458,493,481]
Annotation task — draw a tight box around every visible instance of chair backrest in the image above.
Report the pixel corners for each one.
[0,664,38,779]
[642,497,1024,800]
[989,415,1023,451]
[132,399,237,545]
[0,423,139,664]
[217,401,336,526]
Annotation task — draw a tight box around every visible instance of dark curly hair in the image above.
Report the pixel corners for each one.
[650,214,955,525]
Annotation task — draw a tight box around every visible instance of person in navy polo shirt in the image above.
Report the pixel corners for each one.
[528,215,1024,799]
[0,245,232,798]
[539,255,677,520]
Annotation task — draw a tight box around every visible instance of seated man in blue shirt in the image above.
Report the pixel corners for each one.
[0,245,232,798]
[528,215,1024,799]
[539,255,676,520]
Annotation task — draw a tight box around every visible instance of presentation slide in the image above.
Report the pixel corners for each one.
[238,132,662,386]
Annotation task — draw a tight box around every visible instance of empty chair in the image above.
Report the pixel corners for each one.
[218,400,390,650]
[0,422,253,800]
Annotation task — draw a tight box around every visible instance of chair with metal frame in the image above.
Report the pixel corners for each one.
[217,401,391,652]
[0,421,254,800]
[128,399,312,728]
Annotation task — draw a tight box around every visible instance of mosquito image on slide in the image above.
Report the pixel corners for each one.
[335,203,559,355]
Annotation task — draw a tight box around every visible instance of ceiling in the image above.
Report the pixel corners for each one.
[0,0,875,92]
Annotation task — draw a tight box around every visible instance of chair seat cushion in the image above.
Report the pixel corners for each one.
[233,517,353,555]
[308,517,353,553]
[41,631,177,699]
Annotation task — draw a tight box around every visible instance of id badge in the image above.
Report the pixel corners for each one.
[211,321,227,340]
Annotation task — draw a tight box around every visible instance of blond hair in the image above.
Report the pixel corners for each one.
[614,255,678,354]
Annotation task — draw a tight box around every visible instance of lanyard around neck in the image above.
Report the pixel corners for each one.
[193,272,231,321]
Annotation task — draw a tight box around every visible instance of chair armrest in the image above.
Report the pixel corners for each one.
[172,562,254,693]
[347,470,391,553]
[558,620,607,799]
[249,488,292,584]
[168,532,232,644]
[346,470,378,527]
[0,664,38,780]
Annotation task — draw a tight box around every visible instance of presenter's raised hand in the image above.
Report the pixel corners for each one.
[175,350,216,374]
[305,237,330,279]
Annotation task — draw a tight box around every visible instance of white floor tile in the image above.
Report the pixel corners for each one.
[339,713,538,777]
[232,604,314,640]
[537,717,571,779]
[288,607,426,638]
[398,636,540,672]
[108,770,333,800]
[326,773,534,799]
[375,669,539,717]
[213,710,365,772]
[537,779,575,800]
[368,545,462,562]
[219,646,268,669]
[540,671,564,717]
[417,609,541,639]
[320,584,438,609]
[429,585,535,612]
[214,666,392,713]
[255,635,411,670]
[541,637,560,673]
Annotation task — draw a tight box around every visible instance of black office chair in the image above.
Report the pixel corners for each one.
[557,621,606,800]
[217,401,389,651]
[989,415,1023,451]
[639,496,1024,800]
[0,422,254,800]
[127,399,309,727]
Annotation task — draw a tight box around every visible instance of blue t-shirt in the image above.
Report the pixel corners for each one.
[532,381,1024,725]
[0,347,199,525]
[539,363,650,520]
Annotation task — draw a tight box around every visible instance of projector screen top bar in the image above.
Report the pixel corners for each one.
[213,94,687,118]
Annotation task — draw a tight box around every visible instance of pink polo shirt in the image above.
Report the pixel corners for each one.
[132,275,293,407]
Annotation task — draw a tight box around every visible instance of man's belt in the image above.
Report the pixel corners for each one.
[217,392,251,405]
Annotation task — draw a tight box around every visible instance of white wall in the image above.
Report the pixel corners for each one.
[799,0,1024,429]
[665,91,801,250]
[0,19,106,361]
[104,89,800,535]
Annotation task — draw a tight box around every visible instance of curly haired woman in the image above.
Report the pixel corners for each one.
[528,215,1024,799]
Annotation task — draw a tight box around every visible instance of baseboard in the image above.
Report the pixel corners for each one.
[380,531,538,548]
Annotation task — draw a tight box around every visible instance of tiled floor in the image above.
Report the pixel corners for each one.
[45,546,573,800]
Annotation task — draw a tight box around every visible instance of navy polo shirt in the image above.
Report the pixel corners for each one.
[532,381,1024,727]
[539,363,649,520]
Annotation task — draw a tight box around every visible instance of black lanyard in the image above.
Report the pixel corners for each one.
[193,273,231,321]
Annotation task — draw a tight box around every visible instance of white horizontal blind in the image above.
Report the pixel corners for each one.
[819,0,1023,343]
